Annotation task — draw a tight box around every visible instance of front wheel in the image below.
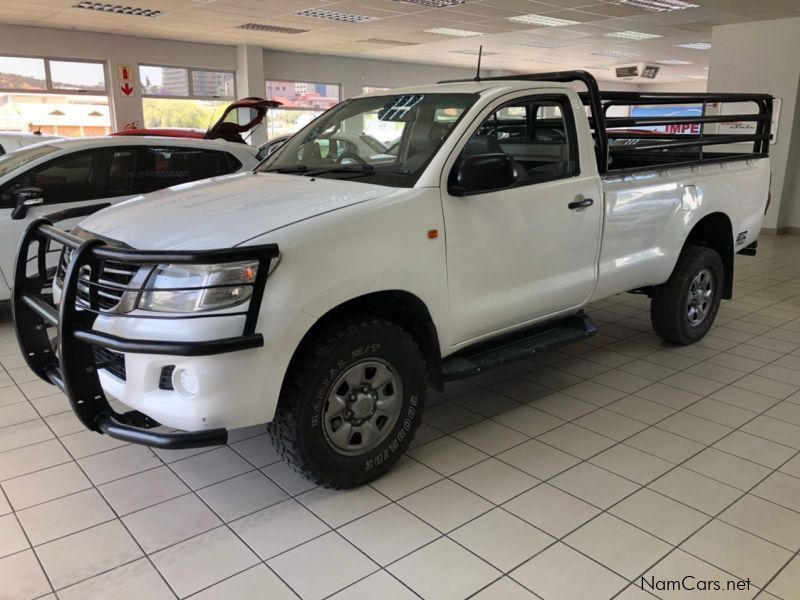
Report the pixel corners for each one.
[651,244,724,345]
[268,317,427,488]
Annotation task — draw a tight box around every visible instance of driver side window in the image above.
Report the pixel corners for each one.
[455,95,578,193]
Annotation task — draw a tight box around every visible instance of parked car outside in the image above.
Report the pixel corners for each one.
[0,132,62,155]
[0,135,259,300]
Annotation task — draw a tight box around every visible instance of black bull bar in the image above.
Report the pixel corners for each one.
[12,208,279,449]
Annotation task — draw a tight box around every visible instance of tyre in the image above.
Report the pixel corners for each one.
[651,244,724,345]
[268,317,427,488]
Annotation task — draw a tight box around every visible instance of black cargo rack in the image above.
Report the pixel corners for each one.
[438,70,773,175]
[12,206,279,449]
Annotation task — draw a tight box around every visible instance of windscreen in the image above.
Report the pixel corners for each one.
[0,143,62,178]
[259,93,477,187]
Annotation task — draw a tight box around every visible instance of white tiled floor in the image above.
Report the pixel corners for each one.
[2,234,800,599]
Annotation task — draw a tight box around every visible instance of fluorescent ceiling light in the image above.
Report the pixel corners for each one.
[508,14,579,26]
[592,49,640,59]
[616,0,698,11]
[656,59,693,65]
[585,65,611,70]
[237,23,309,34]
[676,42,711,50]
[394,0,466,6]
[527,57,561,64]
[518,40,568,48]
[358,38,418,46]
[295,8,376,22]
[72,1,164,17]
[450,49,499,56]
[605,30,662,40]
[424,27,484,36]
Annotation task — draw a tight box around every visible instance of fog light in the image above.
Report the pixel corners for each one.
[173,368,199,397]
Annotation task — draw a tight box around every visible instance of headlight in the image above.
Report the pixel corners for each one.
[138,261,259,313]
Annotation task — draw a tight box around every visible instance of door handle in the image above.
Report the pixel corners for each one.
[568,198,594,210]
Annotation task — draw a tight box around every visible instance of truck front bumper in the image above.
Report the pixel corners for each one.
[12,214,279,450]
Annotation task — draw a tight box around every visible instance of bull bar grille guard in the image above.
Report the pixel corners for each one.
[12,207,280,450]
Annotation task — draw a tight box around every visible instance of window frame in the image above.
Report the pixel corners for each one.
[453,93,581,192]
[139,63,236,101]
[0,54,109,94]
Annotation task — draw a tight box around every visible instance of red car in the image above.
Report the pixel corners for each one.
[113,97,280,143]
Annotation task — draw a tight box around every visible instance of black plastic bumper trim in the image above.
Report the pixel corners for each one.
[95,413,227,449]
[72,327,264,357]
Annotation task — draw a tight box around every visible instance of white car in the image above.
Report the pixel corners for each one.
[14,72,771,488]
[0,132,62,155]
[0,136,259,300]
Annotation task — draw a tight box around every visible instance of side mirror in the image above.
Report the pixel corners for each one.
[11,188,44,220]
[449,153,516,197]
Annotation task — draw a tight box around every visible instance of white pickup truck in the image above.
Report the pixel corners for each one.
[13,71,772,488]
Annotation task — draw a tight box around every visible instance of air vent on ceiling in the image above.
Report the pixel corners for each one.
[394,0,466,6]
[450,49,499,56]
[424,27,483,37]
[72,1,164,17]
[295,9,376,22]
[675,42,711,50]
[508,14,579,26]
[592,49,640,59]
[518,40,569,49]
[237,23,309,34]
[616,0,698,11]
[358,38,418,46]
[605,30,662,40]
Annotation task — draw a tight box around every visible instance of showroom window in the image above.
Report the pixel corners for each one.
[139,64,236,131]
[362,85,391,94]
[265,79,341,138]
[0,55,111,136]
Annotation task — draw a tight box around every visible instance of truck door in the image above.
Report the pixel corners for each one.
[441,91,603,344]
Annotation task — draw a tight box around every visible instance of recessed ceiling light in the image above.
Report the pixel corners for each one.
[508,14,579,26]
[72,1,164,17]
[656,59,693,65]
[424,27,484,37]
[518,40,568,48]
[616,0,698,11]
[358,38,418,46]
[394,0,465,6]
[295,8,376,22]
[605,30,662,40]
[450,48,499,56]
[592,49,640,59]
[237,23,309,34]
[676,42,711,50]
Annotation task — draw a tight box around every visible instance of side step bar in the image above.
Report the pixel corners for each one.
[442,312,597,381]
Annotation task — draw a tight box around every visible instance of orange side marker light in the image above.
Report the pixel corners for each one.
[427,229,439,239]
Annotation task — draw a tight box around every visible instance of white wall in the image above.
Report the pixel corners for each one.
[710,17,800,233]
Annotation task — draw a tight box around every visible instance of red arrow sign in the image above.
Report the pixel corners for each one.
[120,82,134,96]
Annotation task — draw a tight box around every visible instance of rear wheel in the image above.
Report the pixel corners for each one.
[268,317,427,488]
[651,244,724,345]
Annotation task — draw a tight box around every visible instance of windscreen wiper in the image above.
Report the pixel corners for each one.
[265,165,310,174]
[303,165,375,178]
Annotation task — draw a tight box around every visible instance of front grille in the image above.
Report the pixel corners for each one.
[57,248,139,312]
[93,346,126,380]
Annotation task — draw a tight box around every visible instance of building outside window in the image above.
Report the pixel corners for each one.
[265,79,341,138]
[0,55,111,136]
[139,64,236,131]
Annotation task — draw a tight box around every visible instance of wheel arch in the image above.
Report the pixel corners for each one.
[685,212,734,299]
[286,290,444,392]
